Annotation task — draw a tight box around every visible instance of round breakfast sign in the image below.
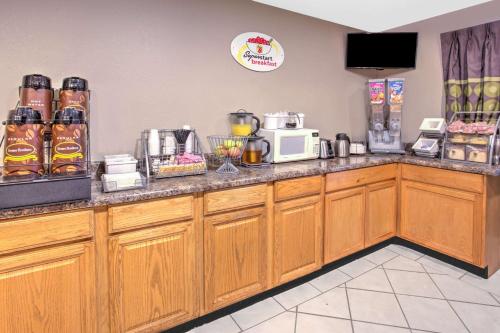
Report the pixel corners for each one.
[230,32,284,72]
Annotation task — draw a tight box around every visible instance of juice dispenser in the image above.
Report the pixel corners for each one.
[229,109,260,136]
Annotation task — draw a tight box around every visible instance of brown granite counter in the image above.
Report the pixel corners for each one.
[1,154,499,220]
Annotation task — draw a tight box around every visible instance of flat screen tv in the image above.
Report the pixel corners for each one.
[346,33,418,69]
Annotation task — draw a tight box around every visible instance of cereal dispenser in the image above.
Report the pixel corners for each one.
[368,78,406,154]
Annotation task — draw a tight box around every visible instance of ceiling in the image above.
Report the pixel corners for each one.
[252,0,492,32]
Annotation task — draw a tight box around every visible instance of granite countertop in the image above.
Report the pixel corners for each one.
[1,154,500,220]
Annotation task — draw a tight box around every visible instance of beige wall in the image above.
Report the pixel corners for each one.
[0,0,367,161]
[2,0,499,162]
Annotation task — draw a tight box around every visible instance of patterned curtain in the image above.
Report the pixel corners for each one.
[441,20,500,121]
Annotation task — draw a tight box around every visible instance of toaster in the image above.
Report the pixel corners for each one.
[319,138,335,159]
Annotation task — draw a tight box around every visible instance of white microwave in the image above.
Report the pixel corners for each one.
[259,128,320,163]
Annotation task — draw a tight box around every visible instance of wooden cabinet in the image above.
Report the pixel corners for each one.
[0,242,96,333]
[400,180,483,265]
[204,207,267,312]
[324,187,365,263]
[274,195,322,285]
[365,180,397,247]
[108,221,197,333]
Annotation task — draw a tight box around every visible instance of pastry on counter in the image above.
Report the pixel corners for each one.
[446,146,465,160]
[468,136,490,145]
[467,146,488,163]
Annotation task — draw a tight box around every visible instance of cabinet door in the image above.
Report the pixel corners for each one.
[324,187,365,264]
[365,180,397,247]
[204,207,267,312]
[0,242,96,333]
[274,195,322,285]
[109,221,196,333]
[401,180,483,265]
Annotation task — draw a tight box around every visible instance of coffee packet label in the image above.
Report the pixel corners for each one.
[59,90,89,116]
[3,123,44,176]
[51,123,87,174]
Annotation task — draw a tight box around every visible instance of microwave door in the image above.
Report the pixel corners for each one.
[279,135,307,161]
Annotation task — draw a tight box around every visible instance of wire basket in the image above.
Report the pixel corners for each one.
[141,129,207,179]
[207,135,248,174]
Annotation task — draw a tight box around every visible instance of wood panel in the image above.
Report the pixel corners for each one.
[204,184,266,215]
[274,175,322,202]
[274,195,322,285]
[108,195,193,233]
[365,180,397,247]
[204,207,267,312]
[0,209,94,255]
[401,164,483,193]
[324,187,365,264]
[485,176,500,276]
[108,222,196,333]
[400,180,483,265]
[0,242,96,333]
[326,164,397,192]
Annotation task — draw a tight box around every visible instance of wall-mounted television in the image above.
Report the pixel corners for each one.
[346,32,418,69]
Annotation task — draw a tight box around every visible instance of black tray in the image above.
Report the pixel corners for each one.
[0,175,91,210]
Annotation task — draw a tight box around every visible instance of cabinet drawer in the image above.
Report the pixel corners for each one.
[326,164,397,192]
[275,176,322,202]
[109,195,194,233]
[204,184,266,215]
[0,210,94,254]
[402,164,483,193]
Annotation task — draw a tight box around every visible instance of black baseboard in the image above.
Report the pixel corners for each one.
[392,237,488,278]
[162,239,393,333]
[163,236,488,333]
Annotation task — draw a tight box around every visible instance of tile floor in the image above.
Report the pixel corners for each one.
[189,245,500,333]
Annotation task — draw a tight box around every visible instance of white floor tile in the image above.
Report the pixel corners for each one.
[310,269,351,292]
[383,256,425,273]
[385,245,424,260]
[363,248,399,265]
[461,271,500,296]
[386,270,443,298]
[191,315,240,333]
[347,289,407,327]
[450,301,500,332]
[417,255,466,278]
[274,283,320,310]
[232,298,284,330]
[244,311,296,333]
[346,268,393,293]
[339,258,377,278]
[295,313,352,333]
[298,287,350,319]
[397,294,468,333]
[431,274,498,305]
[353,321,410,333]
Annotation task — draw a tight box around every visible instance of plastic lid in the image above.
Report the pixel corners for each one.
[53,107,86,124]
[21,74,52,90]
[6,107,43,124]
[62,77,88,91]
[229,109,253,116]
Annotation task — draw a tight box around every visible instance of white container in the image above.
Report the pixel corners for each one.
[183,125,193,153]
[102,172,144,192]
[263,112,305,129]
[163,135,176,155]
[104,154,138,174]
[148,129,160,156]
[350,143,366,155]
[419,118,446,134]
